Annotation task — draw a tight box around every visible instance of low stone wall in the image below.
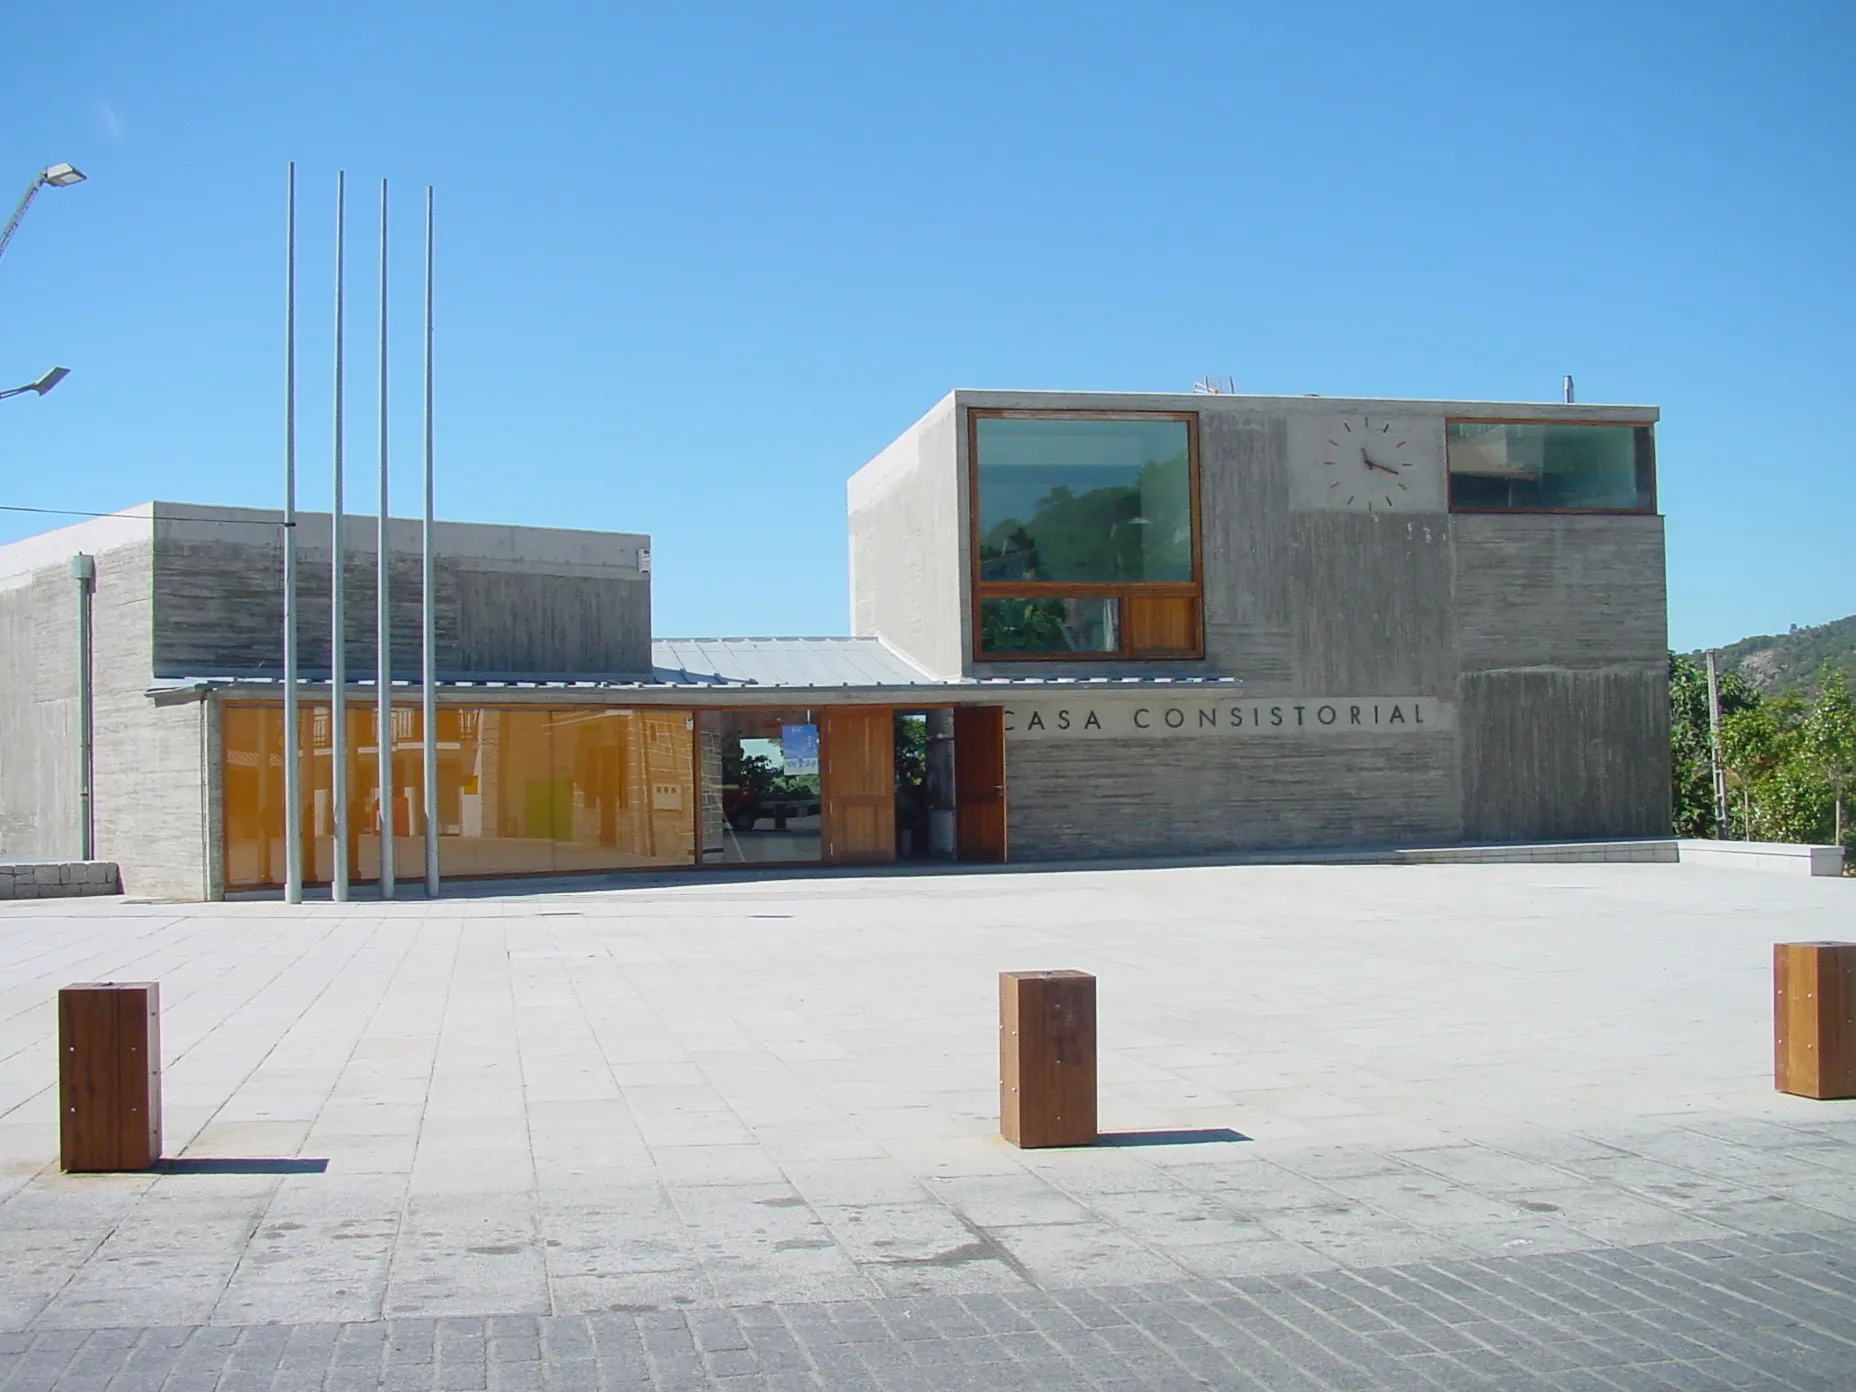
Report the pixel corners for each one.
[1396,839,1679,866]
[0,860,122,899]
[1677,839,1845,878]
[1392,839,1845,876]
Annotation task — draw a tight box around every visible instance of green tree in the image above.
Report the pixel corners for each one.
[1721,698,1811,841]
[1668,652,1757,836]
[1800,668,1856,851]
[724,751,779,798]
[894,715,928,789]
[980,598,1071,653]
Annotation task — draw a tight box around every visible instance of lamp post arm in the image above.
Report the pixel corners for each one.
[0,175,46,267]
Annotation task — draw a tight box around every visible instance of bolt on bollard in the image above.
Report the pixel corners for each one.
[1000,970,1097,1148]
[59,982,162,1172]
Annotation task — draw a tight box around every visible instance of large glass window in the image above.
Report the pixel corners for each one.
[971,412,1201,659]
[976,416,1193,581]
[222,702,696,888]
[1446,421,1655,512]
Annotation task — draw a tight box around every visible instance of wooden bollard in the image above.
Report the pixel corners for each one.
[1774,943,1856,1100]
[1000,970,1096,1148]
[59,982,162,1172]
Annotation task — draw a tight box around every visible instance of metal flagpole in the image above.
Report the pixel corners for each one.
[1706,650,1731,838]
[376,177,395,900]
[331,171,350,904]
[421,185,439,899]
[283,162,303,904]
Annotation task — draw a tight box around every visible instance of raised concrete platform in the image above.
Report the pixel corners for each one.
[1396,839,1679,867]
[1678,837,1846,877]
[0,859,119,900]
[1400,837,1845,876]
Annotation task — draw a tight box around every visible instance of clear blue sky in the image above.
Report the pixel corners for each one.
[3,1,1851,651]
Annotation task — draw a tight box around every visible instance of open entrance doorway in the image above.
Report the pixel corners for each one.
[893,711,939,860]
[891,707,1007,863]
[700,709,823,865]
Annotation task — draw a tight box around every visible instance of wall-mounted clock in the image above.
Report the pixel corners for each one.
[1286,412,1445,513]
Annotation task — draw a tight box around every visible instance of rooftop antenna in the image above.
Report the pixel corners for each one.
[1563,374,1575,405]
[1192,375,1236,395]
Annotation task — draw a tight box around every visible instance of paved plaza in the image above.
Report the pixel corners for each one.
[0,861,1852,1388]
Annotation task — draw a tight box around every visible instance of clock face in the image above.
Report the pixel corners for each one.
[1286,412,1445,513]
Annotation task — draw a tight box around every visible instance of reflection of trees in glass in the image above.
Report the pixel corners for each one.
[724,750,818,801]
[724,751,779,797]
[984,524,1042,579]
[980,598,1071,653]
[895,716,927,789]
[979,457,1190,582]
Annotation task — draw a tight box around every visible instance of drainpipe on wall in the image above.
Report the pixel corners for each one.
[71,552,95,860]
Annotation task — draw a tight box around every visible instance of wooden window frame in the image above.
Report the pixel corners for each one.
[1443,417,1658,516]
[967,408,1205,661]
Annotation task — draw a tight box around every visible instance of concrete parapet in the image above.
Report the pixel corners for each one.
[1391,839,1846,875]
[1395,839,1680,867]
[1678,839,1845,878]
[0,861,122,899]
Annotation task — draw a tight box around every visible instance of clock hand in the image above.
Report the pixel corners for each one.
[1361,453,1399,475]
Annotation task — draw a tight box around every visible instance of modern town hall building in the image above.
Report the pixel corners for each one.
[0,389,1668,899]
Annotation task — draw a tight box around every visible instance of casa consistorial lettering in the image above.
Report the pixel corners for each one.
[1001,697,1455,741]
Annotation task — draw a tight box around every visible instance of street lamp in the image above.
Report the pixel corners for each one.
[0,162,87,267]
[0,366,70,401]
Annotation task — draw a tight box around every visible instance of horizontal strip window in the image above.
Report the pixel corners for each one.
[978,593,1201,660]
[1447,420,1655,513]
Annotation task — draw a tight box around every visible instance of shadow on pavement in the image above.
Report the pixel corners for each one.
[1095,1128,1251,1147]
[155,1157,330,1175]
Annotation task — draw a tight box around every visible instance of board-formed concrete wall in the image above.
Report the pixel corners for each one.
[850,390,1671,857]
[1004,728,1461,860]
[847,395,965,678]
[1459,668,1671,841]
[0,501,654,897]
[149,506,652,679]
[0,554,88,859]
[0,514,218,896]
[1452,514,1668,671]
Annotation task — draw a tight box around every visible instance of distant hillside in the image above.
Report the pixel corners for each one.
[1691,614,1856,695]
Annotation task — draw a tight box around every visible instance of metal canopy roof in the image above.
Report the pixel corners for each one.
[650,636,934,687]
[146,635,1245,699]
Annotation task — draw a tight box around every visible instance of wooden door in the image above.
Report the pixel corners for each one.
[821,707,895,864]
[954,706,1007,862]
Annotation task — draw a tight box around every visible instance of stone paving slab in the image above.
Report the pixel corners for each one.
[0,861,1851,1367]
[0,1228,1851,1389]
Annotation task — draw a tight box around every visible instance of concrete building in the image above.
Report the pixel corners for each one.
[0,389,1667,898]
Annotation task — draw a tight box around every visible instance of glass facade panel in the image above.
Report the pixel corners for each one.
[222,702,695,889]
[1446,422,1654,512]
[977,597,1119,656]
[223,703,290,889]
[975,417,1192,582]
[697,710,822,864]
[440,707,695,877]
